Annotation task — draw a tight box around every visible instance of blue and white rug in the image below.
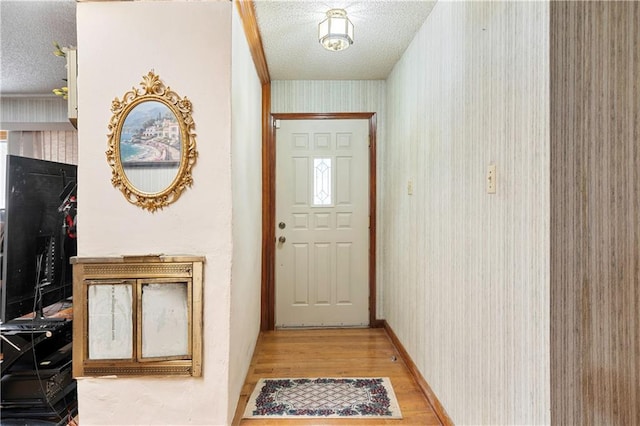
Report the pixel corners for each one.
[243,377,402,419]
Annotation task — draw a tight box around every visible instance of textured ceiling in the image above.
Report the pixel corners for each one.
[1,0,77,96]
[254,0,437,80]
[0,0,436,96]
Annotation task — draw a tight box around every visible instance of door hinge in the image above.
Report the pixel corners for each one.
[274,119,281,129]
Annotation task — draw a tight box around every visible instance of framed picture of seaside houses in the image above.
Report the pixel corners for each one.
[106,71,198,212]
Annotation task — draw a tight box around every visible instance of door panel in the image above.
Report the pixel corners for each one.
[275,119,369,327]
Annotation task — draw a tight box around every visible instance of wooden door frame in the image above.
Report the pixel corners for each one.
[261,112,380,330]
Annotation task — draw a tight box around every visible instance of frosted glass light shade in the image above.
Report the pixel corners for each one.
[318,9,354,51]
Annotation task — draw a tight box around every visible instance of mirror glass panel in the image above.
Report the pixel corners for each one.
[106,71,198,212]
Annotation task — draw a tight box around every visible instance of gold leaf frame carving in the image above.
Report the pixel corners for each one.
[106,71,198,212]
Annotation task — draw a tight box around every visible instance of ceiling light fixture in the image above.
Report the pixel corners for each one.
[318,9,354,52]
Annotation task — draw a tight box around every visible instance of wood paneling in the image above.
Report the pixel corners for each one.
[234,0,270,85]
[260,83,274,331]
[550,2,640,425]
[383,2,550,424]
[232,328,441,425]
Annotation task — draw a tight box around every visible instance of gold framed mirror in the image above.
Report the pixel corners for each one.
[106,71,198,212]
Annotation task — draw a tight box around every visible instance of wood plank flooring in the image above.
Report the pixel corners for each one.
[232,328,441,425]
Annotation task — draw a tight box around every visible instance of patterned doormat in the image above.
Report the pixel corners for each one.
[243,377,402,419]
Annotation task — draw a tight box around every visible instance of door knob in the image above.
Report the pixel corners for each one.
[279,222,286,229]
[278,236,286,243]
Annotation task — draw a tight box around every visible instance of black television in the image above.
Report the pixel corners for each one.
[1,155,77,323]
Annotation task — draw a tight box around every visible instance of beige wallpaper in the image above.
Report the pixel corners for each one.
[1,97,68,124]
[7,130,77,164]
[550,2,640,424]
[383,1,550,424]
[41,131,78,164]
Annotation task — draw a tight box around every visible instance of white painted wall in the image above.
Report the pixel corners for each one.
[271,80,386,318]
[228,5,262,423]
[77,2,232,424]
[383,2,550,424]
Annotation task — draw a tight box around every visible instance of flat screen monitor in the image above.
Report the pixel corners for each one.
[1,155,77,323]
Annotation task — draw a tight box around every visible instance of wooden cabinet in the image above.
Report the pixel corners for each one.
[71,255,204,377]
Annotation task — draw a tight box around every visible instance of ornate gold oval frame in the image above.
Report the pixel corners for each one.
[106,71,198,212]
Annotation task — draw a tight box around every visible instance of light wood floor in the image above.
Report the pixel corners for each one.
[232,328,442,425]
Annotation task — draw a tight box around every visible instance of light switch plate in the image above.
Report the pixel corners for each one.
[487,165,496,194]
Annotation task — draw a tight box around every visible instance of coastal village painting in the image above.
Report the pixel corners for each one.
[120,100,181,165]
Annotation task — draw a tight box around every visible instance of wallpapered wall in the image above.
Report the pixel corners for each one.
[1,97,71,129]
[550,2,640,424]
[383,1,550,424]
[6,130,77,164]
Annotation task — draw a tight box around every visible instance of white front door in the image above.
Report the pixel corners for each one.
[275,119,370,327]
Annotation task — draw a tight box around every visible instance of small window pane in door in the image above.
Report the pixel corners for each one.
[313,158,332,206]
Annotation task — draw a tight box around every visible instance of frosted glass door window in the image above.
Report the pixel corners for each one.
[141,282,189,359]
[313,158,332,206]
[88,283,133,360]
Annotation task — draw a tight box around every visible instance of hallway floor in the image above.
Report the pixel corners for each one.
[232,328,442,425]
